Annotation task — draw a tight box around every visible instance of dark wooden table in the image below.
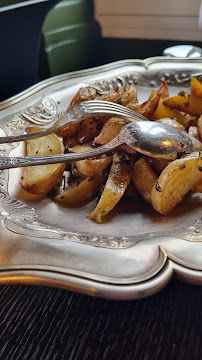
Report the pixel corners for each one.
[0,278,201,360]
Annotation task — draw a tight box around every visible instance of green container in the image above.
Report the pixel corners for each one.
[42,0,94,32]
[42,0,101,76]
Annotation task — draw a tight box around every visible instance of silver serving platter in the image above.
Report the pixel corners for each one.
[0,57,202,300]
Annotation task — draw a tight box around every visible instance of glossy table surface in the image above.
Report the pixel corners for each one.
[0,279,201,360]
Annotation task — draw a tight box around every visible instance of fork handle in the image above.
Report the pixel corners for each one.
[0,107,84,144]
[0,138,121,170]
[0,116,73,144]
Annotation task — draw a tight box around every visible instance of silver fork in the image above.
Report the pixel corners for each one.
[0,100,146,144]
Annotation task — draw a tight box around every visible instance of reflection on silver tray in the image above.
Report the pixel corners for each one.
[0,57,202,300]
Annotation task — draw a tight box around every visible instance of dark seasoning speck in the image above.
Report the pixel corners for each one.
[155,182,162,192]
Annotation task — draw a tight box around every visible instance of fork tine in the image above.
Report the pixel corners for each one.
[83,100,146,121]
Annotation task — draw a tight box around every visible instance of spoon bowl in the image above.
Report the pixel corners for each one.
[120,120,202,159]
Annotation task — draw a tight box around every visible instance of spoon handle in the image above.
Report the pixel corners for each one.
[0,138,121,170]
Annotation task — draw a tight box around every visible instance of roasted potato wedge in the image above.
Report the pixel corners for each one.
[71,144,92,152]
[126,100,139,112]
[61,86,97,138]
[191,180,202,193]
[190,77,202,97]
[156,118,185,131]
[197,115,202,140]
[20,126,65,195]
[118,84,138,106]
[99,90,120,103]
[151,152,202,215]
[148,89,157,100]
[68,86,97,107]
[72,156,112,178]
[148,157,171,174]
[139,80,169,119]
[163,92,202,116]
[94,117,126,145]
[54,172,106,205]
[132,157,158,203]
[88,152,133,223]
[188,126,199,139]
[71,144,112,177]
[63,117,107,148]
[153,98,196,128]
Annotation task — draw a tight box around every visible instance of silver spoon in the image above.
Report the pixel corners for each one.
[0,121,201,169]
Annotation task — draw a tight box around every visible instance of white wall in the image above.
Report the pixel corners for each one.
[95,0,202,41]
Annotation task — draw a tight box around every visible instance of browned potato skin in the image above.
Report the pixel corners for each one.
[88,152,133,223]
[69,86,97,107]
[61,86,97,138]
[139,80,169,119]
[118,84,138,106]
[63,117,107,148]
[62,85,137,147]
[132,157,158,203]
[20,126,65,195]
[148,89,157,100]
[151,152,202,215]
[54,172,106,205]
[126,101,139,112]
[99,90,120,103]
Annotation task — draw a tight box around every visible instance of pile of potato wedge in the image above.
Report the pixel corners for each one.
[20,77,202,223]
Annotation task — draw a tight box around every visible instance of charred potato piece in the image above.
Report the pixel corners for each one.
[132,157,158,203]
[88,152,133,223]
[63,116,107,148]
[74,117,106,143]
[20,126,65,195]
[151,152,202,215]
[54,172,106,205]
